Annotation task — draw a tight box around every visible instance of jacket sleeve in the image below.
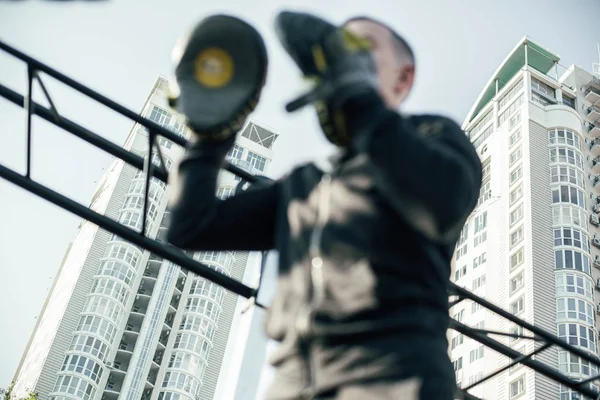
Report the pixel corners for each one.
[343,91,483,245]
[166,135,279,251]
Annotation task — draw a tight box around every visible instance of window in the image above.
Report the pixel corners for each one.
[562,96,576,109]
[107,244,140,267]
[158,137,173,149]
[510,184,523,206]
[557,298,595,325]
[455,244,468,261]
[510,248,525,271]
[548,128,581,150]
[60,355,103,384]
[453,357,463,371]
[552,205,588,230]
[76,315,117,343]
[499,95,524,126]
[477,181,492,207]
[510,204,524,227]
[509,129,522,147]
[510,226,524,248]
[558,351,599,377]
[555,249,591,274]
[554,228,590,253]
[509,111,521,130]
[468,372,485,386]
[473,253,487,269]
[532,77,555,97]
[510,325,524,344]
[453,310,464,322]
[558,323,597,353]
[551,185,586,209]
[498,80,524,110]
[510,345,526,374]
[509,375,525,399]
[52,375,96,400]
[468,111,493,142]
[246,151,267,172]
[227,144,244,160]
[472,276,486,290]
[550,165,585,190]
[510,272,524,295]
[549,147,584,170]
[451,334,464,350]
[474,212,488,247]
[471,301,483,313]
[454,265,467,281]
[168,351,204,377]
[556,273,594,300]
[481,157,491,181]
[148,106,171,126]
[469,345,484,363]
[509,147,522,167]
[474,321,485,330]
[98,261,135,287]
[91,278,129,305]
[509,166,523,185]
[69,335,109,363]
[510,297,524,315]
[216,187,236,200]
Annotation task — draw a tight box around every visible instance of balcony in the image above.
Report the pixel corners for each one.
[593,158,600,174]
[226,157,259,175]
[591,214,600,227]
[593,203,600,214]
[147,371,158,387]
[109,354,130,375]
[590,139,600,156]
[596,279,600,291]
[170,294,181,311]
[137,278,156,297]
[593,256,600,269]
[594,177,600,194]
[157,332,169,349]
[164,312,175,329]
[152,349,164,368]
[586,105,600,123]
[104,372,124,398]
[118,338,136,355]
[592,238,600,249]
[174,276,186,294]
[198,251,234,271]
[585,87,600,105]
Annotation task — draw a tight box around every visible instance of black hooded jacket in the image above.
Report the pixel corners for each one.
[166,91,482,395]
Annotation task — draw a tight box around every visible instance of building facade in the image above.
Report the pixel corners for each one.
[11,76,279,400]
[450,37,600,400]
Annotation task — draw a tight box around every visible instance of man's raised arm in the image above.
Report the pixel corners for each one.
[166,135,279,252]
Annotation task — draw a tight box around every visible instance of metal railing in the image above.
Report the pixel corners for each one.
[1,39,600,400]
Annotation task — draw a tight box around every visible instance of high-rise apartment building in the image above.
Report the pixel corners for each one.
[11,76,279,400]
[450,37,600,400]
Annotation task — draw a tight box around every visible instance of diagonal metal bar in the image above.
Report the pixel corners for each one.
[34,71,60,123]
[451,319,600,398]
[0,162,256,300]
[451,283,600,367]
[463,343,552,391]
[449,295,465,308]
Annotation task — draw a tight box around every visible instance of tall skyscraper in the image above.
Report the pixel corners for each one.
[11,76,279,400]
[450,37,600,400]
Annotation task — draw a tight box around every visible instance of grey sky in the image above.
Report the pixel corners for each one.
[0,0,599,391]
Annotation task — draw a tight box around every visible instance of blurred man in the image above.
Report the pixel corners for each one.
[167,11,482,400]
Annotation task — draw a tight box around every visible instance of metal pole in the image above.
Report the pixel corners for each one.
[25,66,34,178]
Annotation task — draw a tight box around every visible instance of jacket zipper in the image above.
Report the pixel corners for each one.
[295,172,333,398]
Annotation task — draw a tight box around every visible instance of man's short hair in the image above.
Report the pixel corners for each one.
[344,16,415,66]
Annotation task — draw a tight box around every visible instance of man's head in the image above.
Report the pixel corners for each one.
[343,17,415,108]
